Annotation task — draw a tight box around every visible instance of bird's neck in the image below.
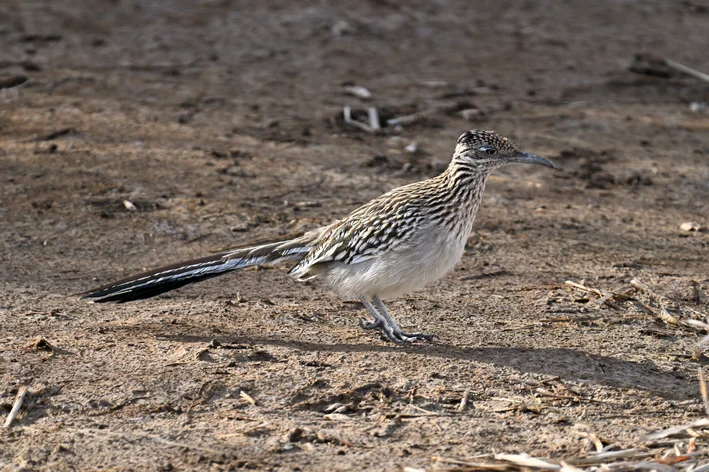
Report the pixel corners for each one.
[432,159,492,238]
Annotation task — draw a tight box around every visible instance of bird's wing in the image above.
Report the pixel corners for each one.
[288,190,424,280]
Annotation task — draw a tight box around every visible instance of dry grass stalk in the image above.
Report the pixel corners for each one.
[435,394,709,472]
[630,279,677,308]
[386,109,439,126]
[566,279,708,333]
[566,449,652,465]
[559,461,585,472]
[343,85,371,99]
[563,281,623,309]
[430,455,508,470]
[631,279,704,318]
[565,280,605,297]
[367,107,381,130]
[579,431,604,452]
[494,453,561,469]
[645,419,709,441]
[457,390,469,412]
[436,371,709,470]
[665,59,709,83]
[239,390,257,406]
[700,368,709,417]
[631,279,707,330]
[658,306,681,326]
[343,106,376,133]
[3,386,29,428]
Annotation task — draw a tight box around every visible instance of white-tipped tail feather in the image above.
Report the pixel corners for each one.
[80,237,314,303]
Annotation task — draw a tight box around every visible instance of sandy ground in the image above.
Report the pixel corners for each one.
[2,0,709,470]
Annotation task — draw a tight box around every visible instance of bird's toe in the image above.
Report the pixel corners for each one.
[359,318,383,330]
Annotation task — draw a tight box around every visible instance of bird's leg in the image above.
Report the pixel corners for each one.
[372,296,437,344]
[358,297,386,331]
[359,297,408,343]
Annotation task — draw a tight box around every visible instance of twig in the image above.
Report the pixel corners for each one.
[566,449,650,466]
[593,292,615,308]
[665,59,709,84]
[630,279,676,309]
[494,453,561,469]
[631,278,705,326]
[645,418,709,441]
[4,386,29,428]
[367,107,381,130]
[564,281,622,309]
[343,85,371,99]
[386,108,438,126]
[559,461,585,472]
[657,306,681,326]
[564,281,603,297]
[240,390,256,406]
[699,368,709,417]
[457,390,469,412]
[343,106,376,133]
[579,431,604,452]
[430,456,507,470]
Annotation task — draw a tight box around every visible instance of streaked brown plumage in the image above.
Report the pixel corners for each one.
[81,130,555,344]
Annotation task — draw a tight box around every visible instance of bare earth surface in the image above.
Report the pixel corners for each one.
[2,1,709,470]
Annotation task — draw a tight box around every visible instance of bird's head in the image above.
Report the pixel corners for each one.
[453,130,556,170]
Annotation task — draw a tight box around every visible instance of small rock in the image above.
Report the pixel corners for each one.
[230,222,249,232]
[690,102,707,114]
[343,85,371,99]
[324,413,351,421]
[294,201,321,208]
[331,20,352,37]
[323,402,345,413]
[680,222,700,232]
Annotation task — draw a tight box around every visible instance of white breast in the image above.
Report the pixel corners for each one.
[322,222,468,300]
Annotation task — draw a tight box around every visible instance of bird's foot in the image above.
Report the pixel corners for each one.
[359,318,383,330]
[381,326,437,345]
[398,331,438,343]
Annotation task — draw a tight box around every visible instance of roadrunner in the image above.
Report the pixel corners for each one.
[81,130,555,344]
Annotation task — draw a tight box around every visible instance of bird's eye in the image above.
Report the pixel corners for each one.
[481,146,497,155]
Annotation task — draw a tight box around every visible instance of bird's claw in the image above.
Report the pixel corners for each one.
[380,326,437,345]
[387,331,437,345]
[400,331,438,343]
[358,314,436,345]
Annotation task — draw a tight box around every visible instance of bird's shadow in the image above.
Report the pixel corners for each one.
[161,332,696,401]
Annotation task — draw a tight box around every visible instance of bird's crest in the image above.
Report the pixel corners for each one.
[455,130,518,154]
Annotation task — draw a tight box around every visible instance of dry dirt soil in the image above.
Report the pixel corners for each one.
[2,1,709,471]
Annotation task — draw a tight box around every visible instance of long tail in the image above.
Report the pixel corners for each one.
[80,235,316,303]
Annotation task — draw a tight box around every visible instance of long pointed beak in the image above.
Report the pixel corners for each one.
[508,152,556,169]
